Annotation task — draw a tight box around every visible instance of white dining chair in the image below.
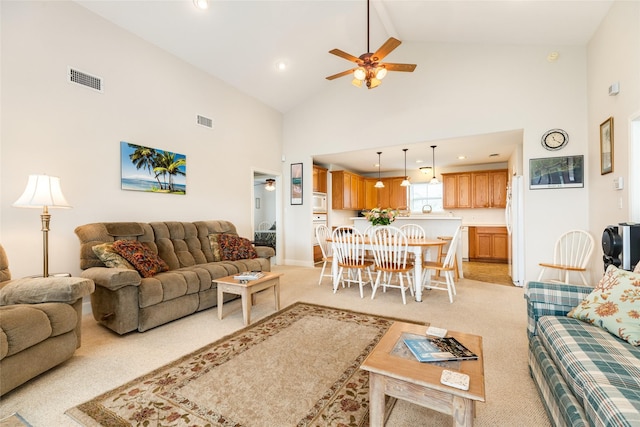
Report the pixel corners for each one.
[422,226,461,303]
[370,226,414,304]
[400,223,426,239]
[331,226,374,298]
[315,224,333,285]
[258,221,272,231]
[537,230,594,286]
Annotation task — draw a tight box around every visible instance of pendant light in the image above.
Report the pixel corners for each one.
[400,148,410,187]
[374,151,385,188]
[430,145,439,184]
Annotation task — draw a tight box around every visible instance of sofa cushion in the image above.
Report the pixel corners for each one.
[112,240,169,278]
[92,243,134,269]
[0,276,94,305]
[583,382,640,427]
[537,316,640,405]
[217,234,257,261]
[568,265,640,346]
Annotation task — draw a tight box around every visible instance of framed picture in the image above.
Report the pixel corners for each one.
[291,163,303,205]
[600,117,614,175]
[120,141,186,194]
[529,155,584,189]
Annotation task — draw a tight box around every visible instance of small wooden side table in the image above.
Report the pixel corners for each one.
[214,271,282,325]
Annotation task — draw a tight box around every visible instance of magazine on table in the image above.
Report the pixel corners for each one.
[403,335,477,363]
[233,271,264,281]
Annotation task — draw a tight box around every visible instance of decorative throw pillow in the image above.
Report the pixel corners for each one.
[208,234,222,262]
[217,234,258,261]
[568,265,640,346]
[92,243,134,269]
[112,240,169,278]
[635,262,640,273]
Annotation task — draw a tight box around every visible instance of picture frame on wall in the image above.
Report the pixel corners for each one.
[120,141,186,195]
[529,155,584,189]
[600,117,614,175]
[291,163,303,205]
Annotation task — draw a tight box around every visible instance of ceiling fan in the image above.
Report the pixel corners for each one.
[326,0,417,89]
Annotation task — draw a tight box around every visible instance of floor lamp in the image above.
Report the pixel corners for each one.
[13,174,71,277]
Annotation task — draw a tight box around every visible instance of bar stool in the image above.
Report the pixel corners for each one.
[436,236,460,279]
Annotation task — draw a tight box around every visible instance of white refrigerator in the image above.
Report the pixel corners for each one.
[506,175,525,287]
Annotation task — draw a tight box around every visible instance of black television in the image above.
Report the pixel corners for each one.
[529,155,584,189]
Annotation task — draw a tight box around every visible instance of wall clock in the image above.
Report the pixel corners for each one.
[541,129,569,151]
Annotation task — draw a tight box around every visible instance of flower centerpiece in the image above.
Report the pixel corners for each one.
[365,208,398,226]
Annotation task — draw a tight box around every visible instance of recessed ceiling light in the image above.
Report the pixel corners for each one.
[276,61,287,71]
[415,159,424,164]
[193,0,209,10]
[457,155,466,160]
[547,51,559,62]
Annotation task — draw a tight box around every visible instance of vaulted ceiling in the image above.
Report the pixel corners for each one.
[76,0,613,171]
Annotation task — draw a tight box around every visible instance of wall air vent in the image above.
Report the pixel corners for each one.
[197,115,213,129]
[68,67,103,93]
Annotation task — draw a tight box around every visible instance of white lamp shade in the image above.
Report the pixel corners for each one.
[13,175,71,208]
[374,180,385,188]
[400,178,410,187]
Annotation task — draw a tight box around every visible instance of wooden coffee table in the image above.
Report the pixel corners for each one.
[361,322,485,427]
[214,271,282,326]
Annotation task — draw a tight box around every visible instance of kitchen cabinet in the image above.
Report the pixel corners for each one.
[469,226,508,262]
[313,165,328,193]
[443,169,506,209]
[313,244,323,263]
[443,173,472,209]
[331,170,364,210]
[364,177,408,209]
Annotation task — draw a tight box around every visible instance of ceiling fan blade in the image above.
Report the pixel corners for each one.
[383,63,417,72]
[372,37,401,62]
[329,49,361,63]
[326,68,357,80]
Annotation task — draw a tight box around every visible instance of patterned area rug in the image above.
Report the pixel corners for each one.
[66,303,413,427]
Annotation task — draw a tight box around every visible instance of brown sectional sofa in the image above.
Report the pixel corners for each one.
[0,244,95,395]
[75,220,275,335]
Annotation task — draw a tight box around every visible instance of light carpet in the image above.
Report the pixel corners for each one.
[67,303,405,426]
[1,265,550,426]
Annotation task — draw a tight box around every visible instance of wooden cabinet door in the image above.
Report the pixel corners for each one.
[472,173,489,208]
[492,232,509,260]
[475,232,494,258]
[356,175,365,209]
[489,170,507,208]
[313,165,328,193]
[457,173,472,208]
[377,179,390,208]
[469,226,508,262]
[365,179,377,209]
[389,177,408,209]
[331,171,345,209]
[443,174,458,209]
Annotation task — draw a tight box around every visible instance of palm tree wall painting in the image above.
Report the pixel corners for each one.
[121,141,187,194]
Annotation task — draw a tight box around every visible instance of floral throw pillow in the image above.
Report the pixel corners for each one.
[217,234,258,261]
[112,240,169,278]
[92,243,134,269]
[568,265,640,346]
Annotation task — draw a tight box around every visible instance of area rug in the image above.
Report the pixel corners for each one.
[66,302,417,427]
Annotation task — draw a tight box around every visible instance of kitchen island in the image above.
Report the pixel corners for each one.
[352,215,464,279]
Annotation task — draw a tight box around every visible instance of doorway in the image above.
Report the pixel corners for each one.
[253,170,281,265]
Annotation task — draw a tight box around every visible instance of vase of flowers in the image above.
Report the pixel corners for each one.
[364,208,398,226]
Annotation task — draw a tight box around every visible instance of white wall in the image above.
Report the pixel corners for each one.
[586,1,640,280]
[0,2,283,277]
[283,42,591,282]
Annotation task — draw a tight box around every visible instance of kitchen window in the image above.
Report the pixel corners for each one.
[410,182,443,213]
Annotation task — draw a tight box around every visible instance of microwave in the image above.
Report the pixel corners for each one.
[312,192,327,213]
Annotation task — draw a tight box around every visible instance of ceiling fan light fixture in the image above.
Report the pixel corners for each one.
[354,68,366,81]
[265,179,276,191]
[352,79,363,88]
[368,78,381,89]
[375,67,387,80]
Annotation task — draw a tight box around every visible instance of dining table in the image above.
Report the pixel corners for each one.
[329,236,447,302]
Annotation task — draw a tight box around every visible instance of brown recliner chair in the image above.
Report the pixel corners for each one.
[0,244,94,396]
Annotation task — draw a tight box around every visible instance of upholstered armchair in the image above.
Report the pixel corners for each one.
[0,244,94,396]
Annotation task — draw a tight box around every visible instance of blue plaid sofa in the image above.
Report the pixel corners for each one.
[525,281,640,427]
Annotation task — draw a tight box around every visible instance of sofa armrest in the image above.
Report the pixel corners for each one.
[0,276,94,306]
[80,267,141,291]
[524,281,594,339]
[254,245,275,259]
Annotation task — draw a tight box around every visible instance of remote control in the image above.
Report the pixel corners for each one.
[426,326,447,338]
[440,370,470,391]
